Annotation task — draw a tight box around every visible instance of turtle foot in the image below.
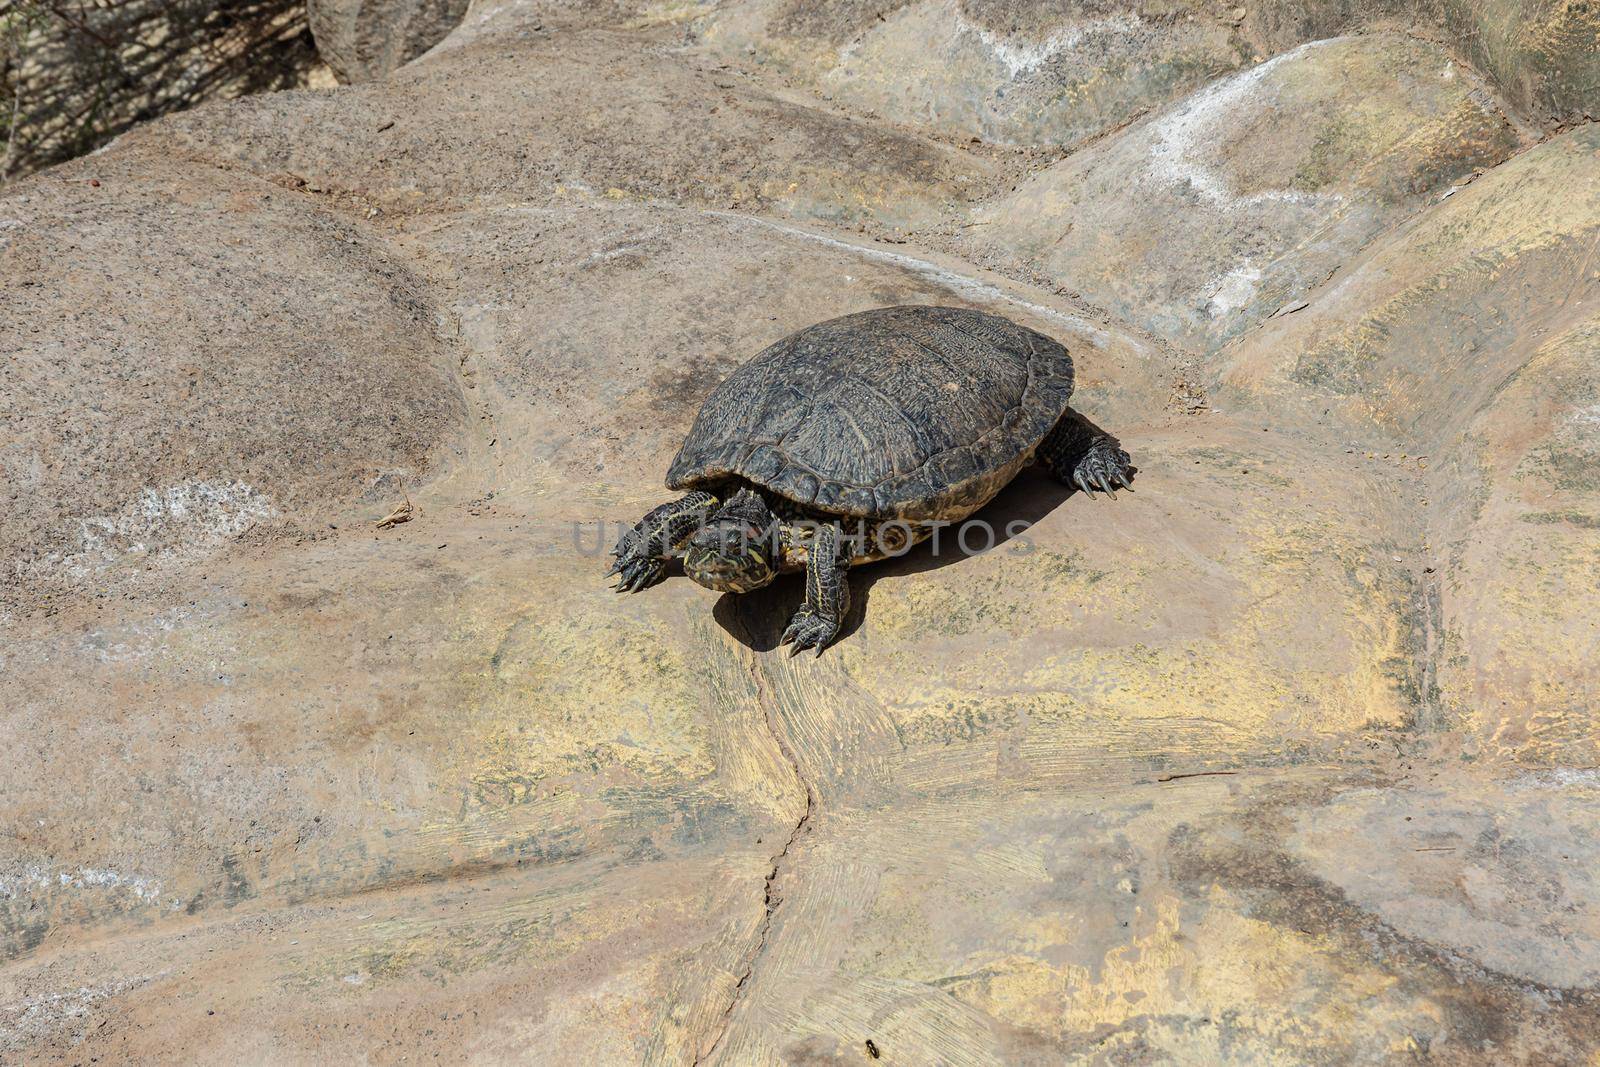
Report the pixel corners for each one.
[1071,439,1134,498]
[781,606,839,656]
[608,549,666,593]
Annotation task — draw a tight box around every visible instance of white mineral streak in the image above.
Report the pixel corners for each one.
[12,479,277,585]
[0,976,157,1053]
[0,864,162,901]
[704,210,1120,349]
[1205,262,1265,317]
[953,6,1142,78]
[1144,39,1339,209]
[837,0,1141,76]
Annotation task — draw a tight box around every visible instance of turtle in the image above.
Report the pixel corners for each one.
[608,305,1134,652]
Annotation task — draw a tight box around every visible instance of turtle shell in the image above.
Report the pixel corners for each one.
[666,306,1076,521]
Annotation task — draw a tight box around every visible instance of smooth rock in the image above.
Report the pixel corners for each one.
[1224,126,1600,762]
[696,0,1252,147]
[0,147,465,612]
[148,28,993,229]
[309,0,470,83]
[968,33,1522,352]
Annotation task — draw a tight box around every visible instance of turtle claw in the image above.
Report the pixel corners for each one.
[609,553,664,593]
[781,607,838,655]
[1071,440,1135,499]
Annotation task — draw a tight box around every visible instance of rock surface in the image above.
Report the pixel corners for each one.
[151,27,992,229]
[1226,123,1600,766]
[969,33,1525,351]
[1438,0,1600,126]
[308,0,470,82]
[0,145,464,613]
[693,0,1600,142]
[696,0,1256,148]
[2,1,1599,1062]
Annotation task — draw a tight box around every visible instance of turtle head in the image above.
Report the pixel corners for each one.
[683,488,777,593]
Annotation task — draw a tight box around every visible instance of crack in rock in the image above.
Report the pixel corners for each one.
[695,613,818,1065]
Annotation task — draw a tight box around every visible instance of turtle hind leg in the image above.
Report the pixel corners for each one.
[782,523,850,656]
[1039,408,1134,498]
[609,491,718,592]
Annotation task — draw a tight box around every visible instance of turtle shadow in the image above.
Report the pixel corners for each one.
[713,466,1080,652]
[865,466,1075,582]
[712,578,807,654]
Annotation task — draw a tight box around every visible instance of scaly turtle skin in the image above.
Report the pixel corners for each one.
[610,305,1133,652]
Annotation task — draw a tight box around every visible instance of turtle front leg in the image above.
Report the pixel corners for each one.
[1039,408,1134,498]
[609,491,718,592]
[782,523,850,656]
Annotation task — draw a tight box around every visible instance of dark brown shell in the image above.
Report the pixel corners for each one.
[666,306,1075,520]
